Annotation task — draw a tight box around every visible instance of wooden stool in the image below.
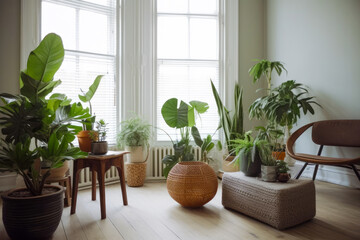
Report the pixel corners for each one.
[71,151,129,219]
[45,174,72,207]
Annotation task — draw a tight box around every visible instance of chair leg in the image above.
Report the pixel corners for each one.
[312,164,319,181]
[351,164,360,181]
[296,162,309,179]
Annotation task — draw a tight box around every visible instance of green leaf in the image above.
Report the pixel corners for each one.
[189,101,209,114]
[161,98,190,128]
[78,75,103,102]
[26,33,64,83]
[191,126,203,147]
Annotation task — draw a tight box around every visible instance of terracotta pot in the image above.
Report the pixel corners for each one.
[167,162,218,208]
[272,151,285,160]
[278,173,291,182]
[77,130,92,152]
[125,162,147,187]
[91,141,108,155]
[1,185,64,240]
[222,155,240,172]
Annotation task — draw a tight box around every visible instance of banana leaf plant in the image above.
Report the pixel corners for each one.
[0,33,89,196]
[211,80,244,155]
[160,98,213,178]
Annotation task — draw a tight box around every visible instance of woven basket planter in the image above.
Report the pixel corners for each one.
[167,162,218,208]
[125,162,147,187]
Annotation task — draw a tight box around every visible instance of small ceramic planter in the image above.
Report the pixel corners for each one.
[278,173,291,182]
[261,165,277,182]
[91,141,108,155]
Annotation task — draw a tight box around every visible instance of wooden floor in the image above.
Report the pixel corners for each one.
[1,180,359,240]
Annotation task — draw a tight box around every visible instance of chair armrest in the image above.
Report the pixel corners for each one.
[286,122,315,159]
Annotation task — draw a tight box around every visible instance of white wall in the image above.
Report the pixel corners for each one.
[0,0,21,94]
[238,0,266,131]
[266,0,360,187]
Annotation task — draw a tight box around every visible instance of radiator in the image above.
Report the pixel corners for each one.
[73,146,202,187]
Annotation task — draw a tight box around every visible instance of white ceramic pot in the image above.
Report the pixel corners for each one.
[261,165,277,182]
[125,146,148,163]
[0,172,18,192]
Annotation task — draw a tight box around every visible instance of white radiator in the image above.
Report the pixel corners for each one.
[73,146,202,187]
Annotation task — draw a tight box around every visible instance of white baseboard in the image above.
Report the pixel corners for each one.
[291,162,360,188]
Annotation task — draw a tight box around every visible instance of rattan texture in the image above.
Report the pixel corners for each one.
[125,162,147,187]
[222,172,316,229]
[167,162,218,208]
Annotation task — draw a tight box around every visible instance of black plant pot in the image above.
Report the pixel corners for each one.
[240,153,261,177]
[91,141,108,155]
[1,185,64,240]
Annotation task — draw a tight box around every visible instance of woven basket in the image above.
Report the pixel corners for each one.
[125,162,147,187]
[167,162,218,208]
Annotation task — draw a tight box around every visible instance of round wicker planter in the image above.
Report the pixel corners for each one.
[167,162,218,208]
[1,185,64,240]
[126,162,147,187]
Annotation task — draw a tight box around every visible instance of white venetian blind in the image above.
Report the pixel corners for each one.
[41,0,118,144]
[156,0,220,141]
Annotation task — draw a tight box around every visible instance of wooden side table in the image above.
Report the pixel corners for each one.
[70,151,129,219]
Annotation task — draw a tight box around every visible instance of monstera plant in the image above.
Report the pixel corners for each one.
[160,98,215,177]
[0,33,90,240]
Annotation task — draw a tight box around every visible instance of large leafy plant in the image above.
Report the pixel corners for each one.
[211,80,243,155]
[249,80,320,132]
[160,98,214,177]
[0,33,89,196]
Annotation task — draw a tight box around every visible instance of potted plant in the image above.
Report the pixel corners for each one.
[249,80,321,166]
[277,160,291,182]
[230,131,269,177]
[90,119,108,155]
[160,98,218,207]
[259,143,278,182]
[117,116,151,163]
[255,124,286,160]
[211,80,244,172]
[0,33,89,240]
[248,59,287,92]
[77,75,104,152]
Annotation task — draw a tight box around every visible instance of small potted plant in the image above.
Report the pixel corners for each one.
[255,124,285,160]
[90,119,108,155]
[260,147,278,182]
[277,160,291,182]
[231,131,269,177]
[117,116,151,163]
[77,75,104,152]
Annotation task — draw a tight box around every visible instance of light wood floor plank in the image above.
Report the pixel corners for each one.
[0,180,359,240]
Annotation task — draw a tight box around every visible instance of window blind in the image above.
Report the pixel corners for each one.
[156,0,220,141]
[41,0,118,144]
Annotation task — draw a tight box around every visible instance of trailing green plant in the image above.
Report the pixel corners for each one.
[78,75,104,130]
[248,59,287,92]
[211,80,243,154]
[117,116,151,148]
[249,80,321,132]
[231,131,274,168]
[0,33,89,196]
[160,98,214,177]
[276,160,290,173]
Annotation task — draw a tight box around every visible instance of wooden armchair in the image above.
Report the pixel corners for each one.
[286,120,360,181]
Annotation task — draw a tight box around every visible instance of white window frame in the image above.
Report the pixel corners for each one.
[21,0,238,146]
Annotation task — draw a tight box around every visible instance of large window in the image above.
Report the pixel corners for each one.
[156,0,221,141]
[41,0,118,144]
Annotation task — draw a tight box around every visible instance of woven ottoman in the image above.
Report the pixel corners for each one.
[222,172,315,229]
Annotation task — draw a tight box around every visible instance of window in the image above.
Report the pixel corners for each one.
[41,0,118,144]
[156,0,221,141]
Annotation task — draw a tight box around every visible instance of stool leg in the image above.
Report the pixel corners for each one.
[312,164,319,181]
[71,166,81,215]
[92,169,97,201]
[117,166,128,205]
[97,162,106,219]
[65,177,71,207]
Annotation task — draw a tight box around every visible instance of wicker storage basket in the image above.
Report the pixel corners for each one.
[167,162,218,208]
[125,162,147,187]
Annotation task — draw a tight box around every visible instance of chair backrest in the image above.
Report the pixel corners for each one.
[312,120,360,147]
